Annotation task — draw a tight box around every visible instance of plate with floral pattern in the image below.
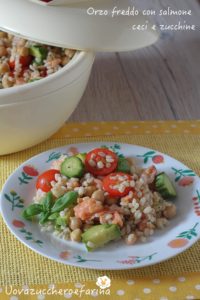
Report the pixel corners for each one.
[0,142,200,270]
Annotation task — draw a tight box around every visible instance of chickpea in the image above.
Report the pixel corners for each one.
[0,62,10,75]
[17,47,29,57]
[50,58,61,68]
[156,218,168,229]
[7,34,14,41]
[163,204,176,219]
[70,229,82,242]
[64,49,75,58]
[69,217,82,230]
[0,46,7,57]
[61,56,70,66]
[0,31,7,38]
[125,233,137,245]
[84,186,96,197]
[17,39,26,47]
[2,74,14,88]
[91,190,105,202]
[71,181,79,188]
[105,197,118,205]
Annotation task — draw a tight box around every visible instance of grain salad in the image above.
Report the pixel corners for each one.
[22,147,177,251]
[0,30,76,89]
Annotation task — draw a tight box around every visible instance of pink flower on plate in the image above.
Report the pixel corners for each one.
[152,155,164,164]
[59,251,71,260]
[23,165,39,177]
[12,220,25,228]
[117,256,137,265]
[68,147,79,155]
[178,176,194,187]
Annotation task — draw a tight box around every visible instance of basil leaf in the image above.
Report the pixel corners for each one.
[39,211,50,225]
[42,192,54,212]
[22,204,43,220]
[51,191,78,213]
[48,212,60,220]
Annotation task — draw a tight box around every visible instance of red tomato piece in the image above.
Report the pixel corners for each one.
[103,172,134,197]
[9,55,33,70]
[36,169,60,192]
[8,60,15,70]
[20,55,33,67]
[85,148,118,176]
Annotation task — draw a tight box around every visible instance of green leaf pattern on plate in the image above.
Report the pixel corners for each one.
[136,151,156,163]
[117,253,157,265]
[12,219,43,247]
[74,255,102,263]
[46,152,62,163]
[176,222,199,240]
[4,190,24,211]
[172,167,196,182]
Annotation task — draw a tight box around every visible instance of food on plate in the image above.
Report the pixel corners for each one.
[22,147,177,251]
[0,30,76,89]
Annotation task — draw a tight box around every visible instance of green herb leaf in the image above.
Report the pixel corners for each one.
[22,204,43,220]
[48,212,60,220]
[51,191,78,213]
[42,192,54,212]
[39,211,50,225]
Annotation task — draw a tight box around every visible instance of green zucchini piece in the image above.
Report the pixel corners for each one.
[155,172,177,199]
[61,157,84,178]
[82,224,121,251]
[29,46,48,64]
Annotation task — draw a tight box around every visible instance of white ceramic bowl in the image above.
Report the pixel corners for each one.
[0,51,95,155]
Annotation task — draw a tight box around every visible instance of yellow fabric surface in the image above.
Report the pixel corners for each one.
[0,272,200,300]
[0,121,200,300]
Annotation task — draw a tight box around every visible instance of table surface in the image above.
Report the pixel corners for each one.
[69,0,200,122]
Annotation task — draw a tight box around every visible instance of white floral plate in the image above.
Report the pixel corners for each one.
[1,143,200,270]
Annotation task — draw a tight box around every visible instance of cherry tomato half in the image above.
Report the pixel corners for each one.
[103,172,134,197]
[36,169,60,192]
[85,148,118,176]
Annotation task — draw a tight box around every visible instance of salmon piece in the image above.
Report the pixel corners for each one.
[74,198,103,221]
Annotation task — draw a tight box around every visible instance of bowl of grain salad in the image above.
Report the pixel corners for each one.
[0,31,94,155]
[0,31,77,90]
[1,142,199,269]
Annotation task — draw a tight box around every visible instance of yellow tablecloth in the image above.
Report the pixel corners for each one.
[1,120,200,300]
